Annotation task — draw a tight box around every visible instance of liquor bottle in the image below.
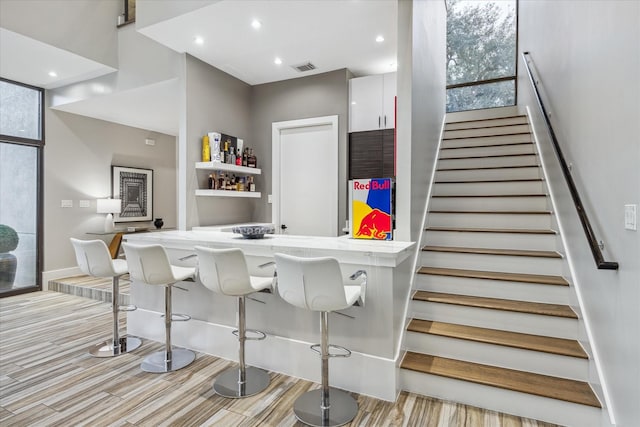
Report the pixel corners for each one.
[208,173,214,189]
[236,148,242,166]
[218,173,225,190]
[230,174,236,190]
[223,140,229,163]
[248,176,256,192]
[202,135,210,162]
[248,148,257,168]
[242,148,248,167]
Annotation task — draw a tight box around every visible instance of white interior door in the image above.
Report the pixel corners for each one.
[272,116,338,237]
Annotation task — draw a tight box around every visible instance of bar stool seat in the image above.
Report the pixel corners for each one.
[70,238,142,357]
[195,246,272,398]
[274,253,367,427]
[122,242,196,373]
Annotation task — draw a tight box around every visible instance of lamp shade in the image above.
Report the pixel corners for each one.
[97,198,121,214]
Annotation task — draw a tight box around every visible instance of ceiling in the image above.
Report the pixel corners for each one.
[138,0,398,85]
[0,0,397,135]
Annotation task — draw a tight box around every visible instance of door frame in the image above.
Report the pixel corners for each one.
[272,115,339,235]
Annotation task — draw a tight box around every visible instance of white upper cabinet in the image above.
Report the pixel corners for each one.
[349,72,397,132]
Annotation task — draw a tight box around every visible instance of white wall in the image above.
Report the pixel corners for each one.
[136,0,217,29]
[518,2,640,425]
[395,0,446,242]
[45,101,177,272]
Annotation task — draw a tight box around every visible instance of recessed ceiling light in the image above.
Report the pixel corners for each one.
[48,71,57,77]
[376,35,385,43]
[251,19,262,29]
[194,36,204,45]
[274,57,283,65]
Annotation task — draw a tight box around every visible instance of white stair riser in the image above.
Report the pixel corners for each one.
[430,196,549,211]
[424,230,558,251]
[446,106,520,123]
[420,251,563,276]
[411,300,578,339]
[440,143,535,158]
[436,167,541,181]
[438,155,538,169]
[415,274,569,305]
[428,212,552,229]
[433,180,545,196]
[445,116,528,130]
[444,124,530,139]
[441,133,532,148]
[404,332,589,381]
[399,370,601,427]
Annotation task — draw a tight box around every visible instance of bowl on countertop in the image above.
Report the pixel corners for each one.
[232,224,275,239]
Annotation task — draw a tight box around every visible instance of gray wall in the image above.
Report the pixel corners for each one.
[136,0,217,29]
[250,69,351,232]
[395,0,446,242]
[45,98,177,272]
[182,54,252,229]
[0,0,119,68]
[518,2,640,425]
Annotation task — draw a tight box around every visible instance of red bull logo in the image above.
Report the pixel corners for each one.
[355,208,392,239]
[350,178,393,240]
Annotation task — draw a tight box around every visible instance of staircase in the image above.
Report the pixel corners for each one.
[399,107,603,426]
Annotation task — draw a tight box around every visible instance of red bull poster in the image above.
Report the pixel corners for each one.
[350,178,393,240]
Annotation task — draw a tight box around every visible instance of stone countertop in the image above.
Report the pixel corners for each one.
[124,230,415,267]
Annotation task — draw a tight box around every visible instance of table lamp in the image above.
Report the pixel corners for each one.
[97,198,121,233]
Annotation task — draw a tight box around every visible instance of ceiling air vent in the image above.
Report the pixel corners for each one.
[291,61,316,72]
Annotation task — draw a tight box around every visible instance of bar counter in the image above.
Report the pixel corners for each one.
[124,230,415,401]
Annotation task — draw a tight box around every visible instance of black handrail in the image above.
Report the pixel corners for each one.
[522,52,618,270]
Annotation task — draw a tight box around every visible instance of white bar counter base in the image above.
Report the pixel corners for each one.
[124,231,415,401]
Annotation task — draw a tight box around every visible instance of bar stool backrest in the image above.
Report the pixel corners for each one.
[122,243,175,286]
[274,253,348,312]
[195,246,252,296]
[70,238,123,278]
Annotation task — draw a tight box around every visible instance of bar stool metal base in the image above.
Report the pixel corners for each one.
[141,349,195,373]
[89,336,142,358]
[213,366,270,398]
[293,388,358,427]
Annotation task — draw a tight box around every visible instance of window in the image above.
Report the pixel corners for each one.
[0,78,44,297]
[446,0,517,112]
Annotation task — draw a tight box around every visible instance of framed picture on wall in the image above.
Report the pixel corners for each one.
[112,166,153,223]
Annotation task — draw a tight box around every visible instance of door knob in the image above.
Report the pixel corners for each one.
[281,224,287,231]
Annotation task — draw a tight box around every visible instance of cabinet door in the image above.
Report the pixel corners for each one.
[349,131,383,179]
[382,72,397,129]
[382,129,395,177]
[349,75,383,132]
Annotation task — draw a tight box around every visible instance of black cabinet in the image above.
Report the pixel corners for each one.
[349,129,395,179]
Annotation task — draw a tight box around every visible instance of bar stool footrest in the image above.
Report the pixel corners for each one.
[160,313,191,322]
[310,344,351,358]
[118,304,137,312]
[232,329,266,341]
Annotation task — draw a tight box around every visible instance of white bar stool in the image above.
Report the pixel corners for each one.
[195,246,272,398]
[70,238,142,357]
[122,242,196,373]
[274,253,367,427]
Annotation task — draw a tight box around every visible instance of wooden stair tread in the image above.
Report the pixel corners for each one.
[407,319,587,359]
[441,142,533,150]
[412,291,577,318]
[437,165,538,171]
[444,123,530,132]
[443,132,531,141]
[417,266,569,286]
[430,210,551,215]
[400,353,600,407]
[432,194,547,198]
[434,178,543,184]
[440,153,536,160]
[425,227,556,235]
[422,245,562,258]
[446,115,527,125]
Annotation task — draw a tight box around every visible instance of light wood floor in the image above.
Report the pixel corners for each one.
[0,291,559,427]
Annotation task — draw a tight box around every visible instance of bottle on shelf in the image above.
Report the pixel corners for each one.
[236,148,242,166]
[202,135,210,162]
[209,132,221,162]
[248,176,256,192]
[223,140,229,164]
[208,173,214,190]
[242,148,248,167]
[248,148,257,168]
[218,173,225,190]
